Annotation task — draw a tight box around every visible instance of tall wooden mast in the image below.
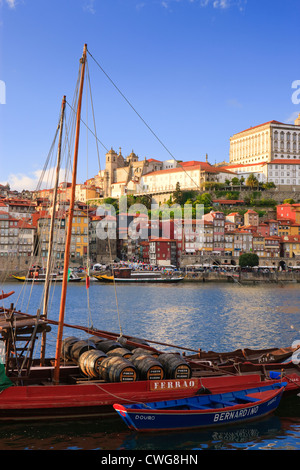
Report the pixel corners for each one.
[40,95,66,365]
[53,45,87,385]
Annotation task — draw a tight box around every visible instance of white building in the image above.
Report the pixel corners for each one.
[224,114,300,186]
[136,161,236,194]
[229,115,300,167]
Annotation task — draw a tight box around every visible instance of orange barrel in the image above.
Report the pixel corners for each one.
[130,354,164,380]
[78,349,107,378]
[95,340,122,354]
[61,336,80,360]
[158,353,192,379]
[69,339,96,362]
[106,347,133,359]
[97,356,137,382]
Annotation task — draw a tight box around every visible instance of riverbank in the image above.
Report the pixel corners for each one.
[2,270,300,284]
[183,272,300,283]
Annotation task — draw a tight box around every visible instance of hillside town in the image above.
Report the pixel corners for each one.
[1,114,300,274]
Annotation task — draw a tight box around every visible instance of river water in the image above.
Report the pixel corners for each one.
[0,280,300,451]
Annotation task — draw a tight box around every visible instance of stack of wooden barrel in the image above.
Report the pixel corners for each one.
[61,335,191,383]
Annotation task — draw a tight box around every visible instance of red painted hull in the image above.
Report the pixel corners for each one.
[0,372,297,422]
[0,291,14,300]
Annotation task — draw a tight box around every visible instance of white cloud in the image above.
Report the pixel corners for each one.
[1,168,68,192]
[1,0,17,8]
[226,98,243,108]
[83,0,96,14]
[160,0,246,9]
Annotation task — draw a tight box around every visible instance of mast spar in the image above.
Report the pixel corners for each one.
[53,44,87,385]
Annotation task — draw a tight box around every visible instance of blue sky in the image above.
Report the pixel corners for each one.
[0,0,300,191]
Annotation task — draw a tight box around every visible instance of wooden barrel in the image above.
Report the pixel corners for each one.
[158,353,192,379]
[97,356,137,382]
[69,340,96,362]
[130,354,164,380]
[78,349,107,378]
[119,336,150,351]
[106,347,133,359]
[61,336,80,360]
[131,347,159,358]
[88,335,107,344]
[95,340,122,354]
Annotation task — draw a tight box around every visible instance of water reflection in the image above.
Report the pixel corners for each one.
[118,415,283,450]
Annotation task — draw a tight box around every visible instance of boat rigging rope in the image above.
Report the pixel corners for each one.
[84,63,93,330]
[107,234,123,339]
[86,47,201,192]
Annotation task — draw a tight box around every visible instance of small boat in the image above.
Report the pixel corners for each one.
[94,267,184,283]
[186,345,299,365]
[12,270,82,283]
[0,291,14,300]
[113,382,287,432]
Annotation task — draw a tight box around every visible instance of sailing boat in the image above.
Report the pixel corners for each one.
[0,45,299,422]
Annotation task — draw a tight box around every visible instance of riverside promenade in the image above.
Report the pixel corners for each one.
[183,269,300,284]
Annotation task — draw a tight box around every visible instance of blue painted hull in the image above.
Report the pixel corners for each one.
[113,383,286,432]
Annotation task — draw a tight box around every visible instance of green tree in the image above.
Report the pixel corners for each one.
[239,253,259,267]
[263,181,276,189]
[194,192,212,206]
[246,174,259,189]
[173,182,184,205]
[231,177,240,186]
[283,198,295,204]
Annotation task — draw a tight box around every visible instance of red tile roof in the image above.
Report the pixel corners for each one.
[231,120,285,136]
[268,159,300,165]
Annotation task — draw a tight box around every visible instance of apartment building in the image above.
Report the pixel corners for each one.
[277,203,300,223]
[280,235,300,258]
[149,238,177,266]
[0,211,35,258]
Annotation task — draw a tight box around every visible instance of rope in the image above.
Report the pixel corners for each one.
[86,47,202,192]
[85,62,93,330]
[107,235,123,339]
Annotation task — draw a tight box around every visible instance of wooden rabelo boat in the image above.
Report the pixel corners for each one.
[113,382,286,432]
[0,45,299,423]
[12,266,82,283]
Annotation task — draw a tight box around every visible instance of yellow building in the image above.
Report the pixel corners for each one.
[252,233,265,258]
[281,235,300,258]
[67,209,89,260]
[278,220,300,238]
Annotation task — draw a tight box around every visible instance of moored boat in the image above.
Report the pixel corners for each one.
[11,270,82,283]
[0,291,14,300]
[113,382,287,432]
[94,267,184,283]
